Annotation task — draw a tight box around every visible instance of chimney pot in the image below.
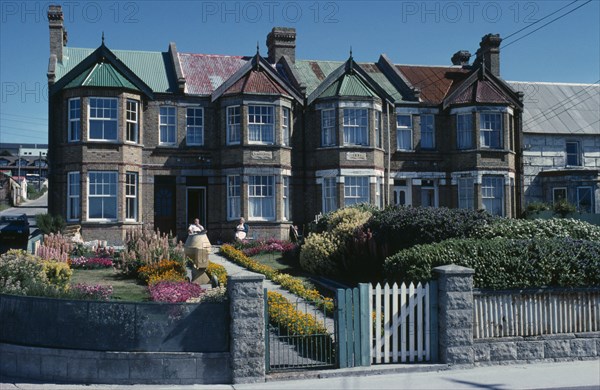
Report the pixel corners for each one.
[451,50,471,66]
[475,33,502,77]
[267,27,296,64]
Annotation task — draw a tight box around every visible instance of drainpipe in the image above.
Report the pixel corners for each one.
[386,104,391,205]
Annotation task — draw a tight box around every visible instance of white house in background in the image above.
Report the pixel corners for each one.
[509,81,600,214]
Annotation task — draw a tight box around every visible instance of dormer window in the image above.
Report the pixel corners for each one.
[248,105,274,144]
[566,141,581,166]
[343,108,368,146]
[480,112,502,148]
[89,98,117,141]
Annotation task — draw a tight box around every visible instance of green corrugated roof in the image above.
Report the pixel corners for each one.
[57,47,175,93]
[319,73,377,98]
[65,62,139,90]
[294,60,343,95]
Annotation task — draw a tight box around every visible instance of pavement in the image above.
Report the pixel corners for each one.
[1,360,599,389]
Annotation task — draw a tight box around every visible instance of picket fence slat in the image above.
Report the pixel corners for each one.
[474,290,600,339]
[370,282,430,364]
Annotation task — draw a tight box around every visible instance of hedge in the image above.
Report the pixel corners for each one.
[472,218,600,241]
[383,237,600,289]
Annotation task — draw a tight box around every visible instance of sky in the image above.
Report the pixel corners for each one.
[1,0,599,145]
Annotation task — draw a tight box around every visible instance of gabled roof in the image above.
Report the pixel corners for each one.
[442,65,522,109]
[51,44,155,98]
[56,46,175,94]
[65,62,139,90]
[508,81,600,135]
[319,73,377,98]
[211,54,303,104]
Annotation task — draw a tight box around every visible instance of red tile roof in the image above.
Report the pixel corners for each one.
[396,65,468,104]
[178,53,248,95]
[222,68,290,96]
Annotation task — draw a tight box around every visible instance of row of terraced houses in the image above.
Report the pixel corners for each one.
[46,6,600,245]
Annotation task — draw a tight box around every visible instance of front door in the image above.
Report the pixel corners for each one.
[187,187,207,228]
[154,176,176,235]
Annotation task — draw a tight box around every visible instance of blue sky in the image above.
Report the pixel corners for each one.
[1,0,599,145]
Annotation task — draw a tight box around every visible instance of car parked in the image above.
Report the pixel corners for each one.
[0,214,30,245]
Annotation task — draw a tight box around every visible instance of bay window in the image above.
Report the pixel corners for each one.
[282,107,290,146]
[322,177,337,214]
[481,176,504,216]
[67,171,80,221]
[458,177,474,209]
[321,109,336,147]
[456,113,472,149]
[125,172,138,221]
[68,98,80,142]
[283,176,290,220]
[248,105,274,144]
[89,97,117,141]
[248,175,274,220]
[88,171,117,220]
[227,175,241,220]
[126,99,139,143]
[480,112,502,148]
[227,106,241,144]
[344,176,369,206]
[343,108,368,146]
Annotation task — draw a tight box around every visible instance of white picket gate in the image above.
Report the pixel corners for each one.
[369,282,433,364]
[474,289,600,339]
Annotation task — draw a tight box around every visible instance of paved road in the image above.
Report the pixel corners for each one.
[1,360,598,389]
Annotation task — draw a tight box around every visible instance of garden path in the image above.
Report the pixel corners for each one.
[208,246,335,334]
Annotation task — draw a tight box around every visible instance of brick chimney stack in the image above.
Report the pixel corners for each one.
[267,27,296,64]
[475,34,502,77]
[48,5,67,63]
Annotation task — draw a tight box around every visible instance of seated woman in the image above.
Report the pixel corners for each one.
[234,217,249,241]
[188,218,205,235]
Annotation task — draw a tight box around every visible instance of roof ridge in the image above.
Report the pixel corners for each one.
[179,52,246,59]
[508,80,600,86]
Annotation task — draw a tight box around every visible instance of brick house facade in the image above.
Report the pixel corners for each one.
[46,6,524,245]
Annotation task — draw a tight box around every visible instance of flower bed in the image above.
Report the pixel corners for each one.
[220,245,333,312]
[70,283,113,301]
[149,281,205,303]
[69,256,113,269]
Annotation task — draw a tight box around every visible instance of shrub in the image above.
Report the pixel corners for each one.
[383,237,600,289]
[299,207,372,277]
[473,218,600,241]
[35,213,66,235]
[553,200,578,217]
[69,283,113,301]
[522,201,550,217]
[0,250,57,296]
[206,261,228,287]
[148,281,205,303]
[42,261,72,291]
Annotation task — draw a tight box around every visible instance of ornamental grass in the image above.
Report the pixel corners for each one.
[220,245,333,312]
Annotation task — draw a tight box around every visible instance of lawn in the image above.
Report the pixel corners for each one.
[70,268,150,302]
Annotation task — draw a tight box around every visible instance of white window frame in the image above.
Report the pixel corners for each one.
[322,177,337,214]
[282,107,290,146]
[321,109,336,147]
[343,108,369,146]
[566,141,581,166]
[248,175,275,221]
[87,171,118,221]
[344,176,370,206]
[552,187,567,204]
[283,176,290,221]
[480,112,502,149]
[248,105,274,144]
[159,106,177,145]
[420,114,435,149]
[577,186,593,213]
[227,106,241,145]
[456,113,473,149]
[68,98,80,142]
[481,175,504,216]
[88,97,118,141]
[125,172,138,221]
[126,99,139,143]
[186,107,204,146]
[227,175,241,220]
[458,177,475,210]
[396,114,413,151]
[67,171,80,221]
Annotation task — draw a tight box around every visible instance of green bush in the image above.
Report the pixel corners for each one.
[553,200,577,217]
[299,207,372,277]
[35,213,66,235]
[41,261,72,291]
[523,201,551,217]
[383,237,600,289]
[473,218,600,241]
[0,250,60,296]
